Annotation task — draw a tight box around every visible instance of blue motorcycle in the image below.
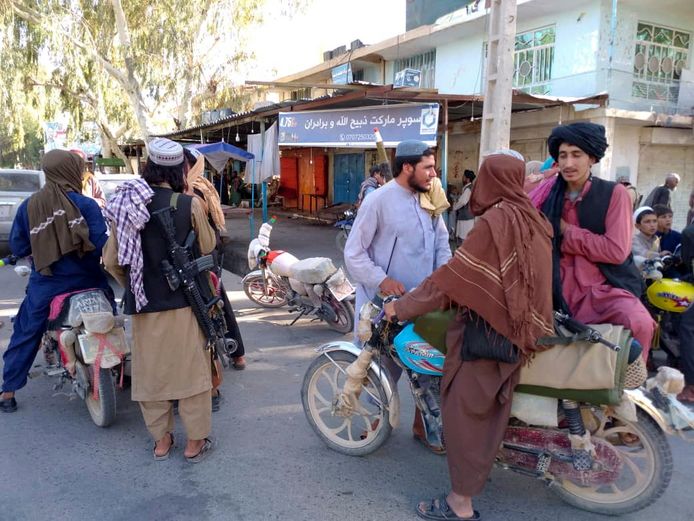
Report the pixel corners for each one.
[334,207,355,252]
[301,297,687,516]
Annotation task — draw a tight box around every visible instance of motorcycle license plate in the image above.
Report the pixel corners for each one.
[327,268,355,302]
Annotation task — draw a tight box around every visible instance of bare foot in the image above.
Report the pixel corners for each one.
[184,439,205,458]
[154,432,173,458]
[1,391,15,401]
[445,491,474,518]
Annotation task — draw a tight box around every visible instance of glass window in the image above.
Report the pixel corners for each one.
[513,26,556,95]
[393,50,436,89]
[632,22,691,103]
[0,171,41,193]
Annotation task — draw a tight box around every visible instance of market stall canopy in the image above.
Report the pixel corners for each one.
[189,141,254,172]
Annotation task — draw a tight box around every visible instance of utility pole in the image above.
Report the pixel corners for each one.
[479,0,518,160]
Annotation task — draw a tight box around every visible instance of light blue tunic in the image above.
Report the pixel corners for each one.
[344,180,452,333]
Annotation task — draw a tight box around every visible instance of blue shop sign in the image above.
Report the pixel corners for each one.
[278,103,439,147]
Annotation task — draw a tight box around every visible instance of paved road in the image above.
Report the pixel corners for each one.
[1,259,693,520]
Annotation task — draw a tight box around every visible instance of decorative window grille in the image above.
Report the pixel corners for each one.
[393,50,436,88]
[632,22,690,103]
[513,26,555,94]
[290,87,312,101]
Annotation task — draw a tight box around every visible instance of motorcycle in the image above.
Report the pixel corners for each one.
[3,255,129,427]
[242,219,356,334]
[642,255,692,370]
[334,207,355,252]
[301,297,694,516]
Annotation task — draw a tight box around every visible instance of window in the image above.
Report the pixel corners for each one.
[482,26,556,94]
[290,87,312,101]
[393,50,436,88]
[632,22,690,103]
[513,26,555,94]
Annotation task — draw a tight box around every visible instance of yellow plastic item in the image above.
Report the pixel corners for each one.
[647,278,694,313]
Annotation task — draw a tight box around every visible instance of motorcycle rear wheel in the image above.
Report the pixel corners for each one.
[85,366,117,428]
[301,351,392,456]
[243,274,288,308]
[321,298,354,334]
[552,408,672,515]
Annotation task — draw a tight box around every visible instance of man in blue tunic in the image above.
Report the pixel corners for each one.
[344,140,451,452]
[1,149,109,413]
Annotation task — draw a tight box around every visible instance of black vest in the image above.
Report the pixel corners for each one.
[123,187,194,315]
[575,177,644,297]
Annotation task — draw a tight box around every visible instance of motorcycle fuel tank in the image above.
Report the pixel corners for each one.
[267,250,299,277]
[393,324,444,376]
[647,278,694,313]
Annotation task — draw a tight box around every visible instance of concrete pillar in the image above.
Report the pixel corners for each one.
[479,0,517,161]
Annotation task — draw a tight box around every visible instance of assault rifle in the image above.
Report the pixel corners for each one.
[151,206,230,359]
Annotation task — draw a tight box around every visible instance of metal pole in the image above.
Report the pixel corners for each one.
[260,120,268,223]
[441,99,449,224]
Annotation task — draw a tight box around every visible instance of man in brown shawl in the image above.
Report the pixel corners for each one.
[384,152,555,520]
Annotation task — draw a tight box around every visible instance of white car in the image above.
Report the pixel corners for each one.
[0,169,45,251]
[95,173,139,201]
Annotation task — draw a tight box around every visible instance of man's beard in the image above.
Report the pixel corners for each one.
[408,176,430,193]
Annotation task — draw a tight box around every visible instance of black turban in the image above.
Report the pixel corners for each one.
[547,122,608,162]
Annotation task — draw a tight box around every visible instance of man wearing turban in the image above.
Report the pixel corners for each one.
[530,122,655,359]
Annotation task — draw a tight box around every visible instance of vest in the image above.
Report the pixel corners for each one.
[123,187,195,315]
[576,177,644,298]
[456,184,474,221]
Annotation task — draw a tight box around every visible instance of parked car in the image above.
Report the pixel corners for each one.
[95,173,139,201]
[0,169,45,251]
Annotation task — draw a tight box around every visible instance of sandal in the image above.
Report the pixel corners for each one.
[212,391,223,413]
[416,495,480,521]
[185,438,214,463]
[232,356,246,370]
[414,433,446,455]
[153,433,174,461]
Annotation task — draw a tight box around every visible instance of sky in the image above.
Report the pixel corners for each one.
[244,0,406,81]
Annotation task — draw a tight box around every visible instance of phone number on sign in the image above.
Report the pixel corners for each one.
[339,133,375,142]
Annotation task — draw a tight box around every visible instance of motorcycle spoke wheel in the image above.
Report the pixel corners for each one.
[322,299,354,334]
[553,408,672,515]
[301,351,392,456]
[243,276,288,308]
[85,366,117,428]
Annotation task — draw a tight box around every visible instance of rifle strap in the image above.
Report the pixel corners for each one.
[169,192,180,209]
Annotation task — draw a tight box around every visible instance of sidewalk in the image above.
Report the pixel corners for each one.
[221,208,345,276]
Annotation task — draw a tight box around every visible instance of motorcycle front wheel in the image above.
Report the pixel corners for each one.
[85,366,117,428]
[243,274,288,308]
[301,351,392,456]
[552,408,672,515]
[321,297,354,334]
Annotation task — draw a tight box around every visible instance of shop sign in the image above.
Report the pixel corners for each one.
[278,103,439,147]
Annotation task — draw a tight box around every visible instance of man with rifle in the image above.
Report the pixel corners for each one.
[104,138,218,462]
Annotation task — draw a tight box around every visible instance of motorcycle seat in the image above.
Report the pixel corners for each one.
[289,257,337,284]
[47,289,114,329]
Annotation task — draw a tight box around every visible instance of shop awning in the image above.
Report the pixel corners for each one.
[189,141,255,172]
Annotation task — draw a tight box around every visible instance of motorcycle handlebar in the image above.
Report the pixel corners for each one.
[0,254,19,267]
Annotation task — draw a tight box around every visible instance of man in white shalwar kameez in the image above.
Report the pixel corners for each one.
[344,140,451,452]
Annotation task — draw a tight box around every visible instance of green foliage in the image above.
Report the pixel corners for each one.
[1,0,309,163]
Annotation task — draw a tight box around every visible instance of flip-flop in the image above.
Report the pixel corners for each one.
[153,433,174,461]
[185,438,214,463]
[416,495,480,521]
[413,433,447,455]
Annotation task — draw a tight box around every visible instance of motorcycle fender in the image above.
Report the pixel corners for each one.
[343,293,355,301]
[315,341,400,429]
[624,388,673,435]
[241,270,264,284]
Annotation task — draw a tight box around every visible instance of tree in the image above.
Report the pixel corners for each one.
[1,0,307,170]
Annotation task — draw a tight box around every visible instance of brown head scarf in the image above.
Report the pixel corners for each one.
[430,154,554,356]
[27,149,95,275]
[185,155,226,232]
